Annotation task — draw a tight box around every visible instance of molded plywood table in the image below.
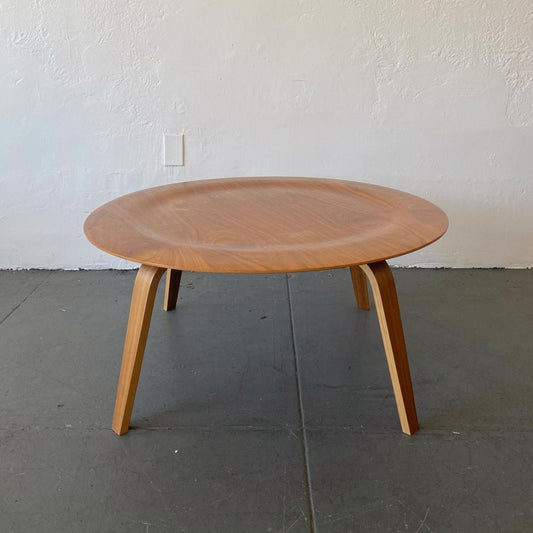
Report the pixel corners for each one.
[84,177,448,436]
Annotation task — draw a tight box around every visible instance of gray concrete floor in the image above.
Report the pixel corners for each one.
[0,268,532,532]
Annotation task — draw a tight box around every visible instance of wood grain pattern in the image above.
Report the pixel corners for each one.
[350,265,370,310]
[163,268,182,311]
[112,264,165,435]
[84,178,446,437]
[360,261,419,435]
[84,177,448,274]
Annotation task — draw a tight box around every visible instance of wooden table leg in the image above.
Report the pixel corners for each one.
[350,265,370,310]
[360,261,419,435]
[112,264,165,435]
[163,268,182,311]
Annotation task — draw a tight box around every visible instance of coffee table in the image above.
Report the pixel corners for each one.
[84,177,448,436]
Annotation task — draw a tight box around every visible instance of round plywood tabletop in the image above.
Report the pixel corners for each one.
[84,177,448,273]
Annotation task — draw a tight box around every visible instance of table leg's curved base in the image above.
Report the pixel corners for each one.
[360,261,419,435]
[350,265,370,310]
[163,268,182,311]
[112,264,165,435]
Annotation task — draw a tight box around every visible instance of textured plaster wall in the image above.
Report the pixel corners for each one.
[1,1,532,269]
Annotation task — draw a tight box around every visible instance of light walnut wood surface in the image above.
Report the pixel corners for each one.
[85,178,447,436]
[163,268,182,311]
[112,264,165,435]
[361,262,419,434]
[350,265,370,310]
[84,177,448,274]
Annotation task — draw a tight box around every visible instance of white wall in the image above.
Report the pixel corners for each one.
[1,1,532,269]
